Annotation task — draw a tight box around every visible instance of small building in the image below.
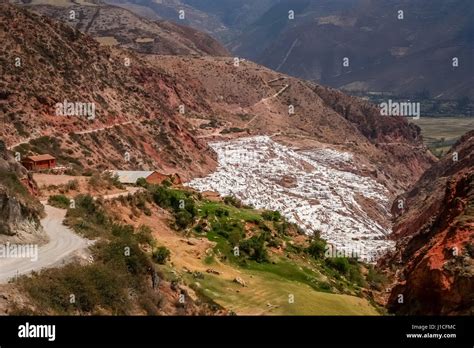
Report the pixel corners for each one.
[109,171,169,185]
[21,154,56,171]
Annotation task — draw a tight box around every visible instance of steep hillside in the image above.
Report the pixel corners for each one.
[12,0,229,56]
[235,0,474,99]
[0,140,44,244]
[1,2,436,269]
[382,131,474,315]
[2,2,435,188]
[128,0,474,100]
[1,3,217,179]
[107,0,276,43]
[147,55,435,193]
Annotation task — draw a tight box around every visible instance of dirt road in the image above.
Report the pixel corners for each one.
[0,205,91,283]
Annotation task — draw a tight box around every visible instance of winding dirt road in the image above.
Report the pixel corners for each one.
[0,187,142,283]
[0,205,91,283]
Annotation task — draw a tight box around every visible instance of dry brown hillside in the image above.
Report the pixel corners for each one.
[147,55,436,193]
[0,3,217,179]
[11,0,229,57]
[2,2,435,192]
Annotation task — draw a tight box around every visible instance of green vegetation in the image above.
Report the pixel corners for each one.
[220,127,247,134]
[325,257,351,274]
[88,172,123,191]
[48,194,71,209]
[65,179,79,191]
[145,185,382,296]
[358,93,474,117]
[306,238,327,259]
[15,194,160,315]
[261,210,281,221]
[15,136,81,168]
[64,194,108,239]
[0,168,29,198]
[153,246,171,265]
[411,117,474,158]
[14,183,386,315]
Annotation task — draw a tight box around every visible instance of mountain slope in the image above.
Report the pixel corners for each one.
[382,130,474,315]
[0,140,44,244]
[147,55,435,193]
[234,0,474,99]
[124,0,474,99]
[106,0,276,43]
[2,2,435,190]
[1,3,217,179]
[12,0,229,56]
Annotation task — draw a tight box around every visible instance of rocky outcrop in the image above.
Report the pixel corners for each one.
[381,130,474,315]
[0,140,44,244]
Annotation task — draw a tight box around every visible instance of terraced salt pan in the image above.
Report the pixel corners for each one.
[188,136,395,261]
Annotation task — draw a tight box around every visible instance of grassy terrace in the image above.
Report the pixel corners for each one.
[166,186,385,315]
[11,183,386,315]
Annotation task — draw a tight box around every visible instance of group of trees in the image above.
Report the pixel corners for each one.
[149,185,198,230]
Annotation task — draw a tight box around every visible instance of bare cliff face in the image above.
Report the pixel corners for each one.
[0,140,44,244]
[381,130,474,315]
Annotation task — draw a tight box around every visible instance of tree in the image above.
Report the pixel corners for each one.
[175,210,194,229]
[325,257,350,274]
[153,247,170,265]
[307,239,326,259]
[136,177,148,188]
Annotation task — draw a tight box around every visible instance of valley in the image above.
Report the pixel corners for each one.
[411,117,474,157]
[188,136,394,262]
[0,1,472,318]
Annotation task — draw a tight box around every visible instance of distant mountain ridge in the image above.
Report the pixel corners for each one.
[11,0,229,56]
[115,0,474,100]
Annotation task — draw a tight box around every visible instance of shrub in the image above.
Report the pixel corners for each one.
[65,179,79,191]
[136,225,154,246]
[348,264,366,287]
[366,265,387,288]
[274,221,289,235]
[161,179,172,187]
[136,177,148,188]
[223,196,242,208]
[175,210,194,230]
[325,257,350,275]
[215,207,230,217]
[75,194,97,214]
[48,195,70,209]
[239,235,268,263]
[106,172,124,189]
[262,210,281,221]
[88,173,102,190]
[19,263,129,314]
[153,246,171,265]
[213,219,244,241]
[307,239,326,259]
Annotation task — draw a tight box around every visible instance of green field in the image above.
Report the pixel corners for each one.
[411,117,474,157]
[192,266,379,316]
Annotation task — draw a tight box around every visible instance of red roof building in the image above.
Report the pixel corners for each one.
[21,155,57,171]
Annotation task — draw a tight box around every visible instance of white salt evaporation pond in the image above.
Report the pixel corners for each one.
[188,136,395,261]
